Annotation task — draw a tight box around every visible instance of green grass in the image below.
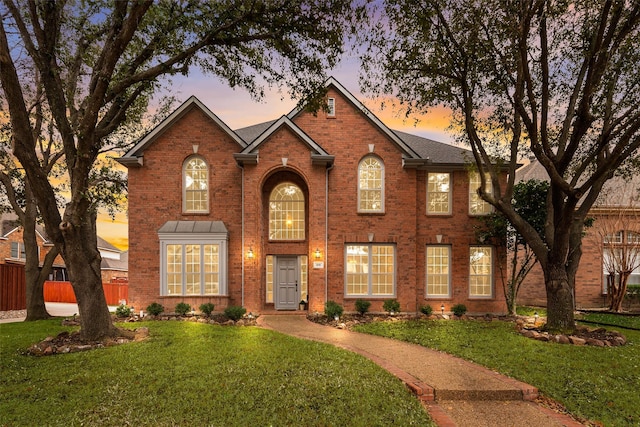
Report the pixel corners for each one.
[578,312,640,330]
[353,318,640,426]
[516,306,547,316]
[0,320,433,427]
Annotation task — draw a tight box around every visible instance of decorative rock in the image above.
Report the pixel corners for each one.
[236,319,246,326]
[568,336,586,345]
[586,338,605,347]
[613,336,626,346]
[556,335,571,344]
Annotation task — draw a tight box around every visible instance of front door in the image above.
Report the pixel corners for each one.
[275,257,299,310]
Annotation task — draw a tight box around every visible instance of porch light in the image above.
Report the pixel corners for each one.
[441,304,445,314]
[247,247,254,259]
[314,248,321,259]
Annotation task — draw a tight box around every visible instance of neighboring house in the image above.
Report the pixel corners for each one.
[0,213,67,281]
[0,213,128,283]
[516,161,640,309]
[97,236,129,283]
[118,77,508,315]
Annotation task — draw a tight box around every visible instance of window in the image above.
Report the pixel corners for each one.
[345,244,395,297]
[269,182,305,240]
[164,243,222,296]
[603,230,640,293]
[469,172,493,215]
[327,97,335,117]
[604,231,623,244]
[469,246,493,297]
[427,173,451,214]
[183,156,209,213]
[10,242,26,260]
[358,156,384,213]
[426,246,451,297]
[159,221,228,297]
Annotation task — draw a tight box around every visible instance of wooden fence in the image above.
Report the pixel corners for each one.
[0,264,26,311]
[44,280,129,306]
[0,263,128,310]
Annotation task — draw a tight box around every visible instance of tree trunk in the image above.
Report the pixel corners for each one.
[22,186,51,321]
[610,272,630,312]
[544,264,575,333]
[60,212,117,340]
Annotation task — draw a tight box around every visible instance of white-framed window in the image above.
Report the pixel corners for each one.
[469,172,493,215]
[10,242,26,260]
[604,231,624,244]
[327,97,336,117]
[427,172,451,215]
[469,246,493,297]
[159,225,228,297]
[269,182,305,240]
[358,156,384,213]
[627,231,640,244]
[345,244,395,297]
[426,245,451,297]
[183,156,209,213]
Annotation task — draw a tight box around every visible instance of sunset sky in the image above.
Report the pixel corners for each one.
[96,58,455,251]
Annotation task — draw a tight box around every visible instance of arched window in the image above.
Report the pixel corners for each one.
[358,156,384,213]
[183,156,208,213]
[269,182,305,240]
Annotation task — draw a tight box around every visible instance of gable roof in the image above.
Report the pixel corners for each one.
[117,96,246,168]
[287,77,422,161]
[234,115,334,167]
[1,213,51,243]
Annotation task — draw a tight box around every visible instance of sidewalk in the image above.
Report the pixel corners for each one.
[258,314,584,427]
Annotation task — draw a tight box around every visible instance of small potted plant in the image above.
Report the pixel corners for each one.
[299,299,308,310]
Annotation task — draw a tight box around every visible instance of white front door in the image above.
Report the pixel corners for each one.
[275,257,299,310]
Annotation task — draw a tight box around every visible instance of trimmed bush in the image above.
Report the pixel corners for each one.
[382,299,400,314]
[324,300,344,319]
[115,304,133,318]
[354,299,371,315]
[199,302,215,316]
[146,302,164,316]
[224,305,246,321]
[175,302,191,316]
[420,305,433,316]
[452,303,467,317]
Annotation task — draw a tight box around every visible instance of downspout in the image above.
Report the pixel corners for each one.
[236,163,245,307]
[325,163,334,304]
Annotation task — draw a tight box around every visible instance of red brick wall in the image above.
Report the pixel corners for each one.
[0,228,62,267]
[127,90,508,315]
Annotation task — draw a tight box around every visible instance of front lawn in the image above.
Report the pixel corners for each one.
[353,317,640,426]
[0,320,434,426]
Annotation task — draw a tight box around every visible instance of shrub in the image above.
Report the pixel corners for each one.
[115,304,133,318]
[382,299,400,314]
[224,305,247,321]
[324,300,344,319]
[199,302,215,316]
[175,302,191,316]
[420,305,433,316]
[354,299,371,315]
[146,302,164,316]
[452,304,467,317]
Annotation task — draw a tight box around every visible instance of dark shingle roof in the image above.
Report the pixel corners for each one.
[234,120,277,144]
[393,130,471,165]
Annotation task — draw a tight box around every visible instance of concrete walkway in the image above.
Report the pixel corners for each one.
[258,314,584,427]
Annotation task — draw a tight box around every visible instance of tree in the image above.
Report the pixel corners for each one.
[476,179,549,315]
[0,0,363,340]
[587,177,640,311]
[361,0,640,332]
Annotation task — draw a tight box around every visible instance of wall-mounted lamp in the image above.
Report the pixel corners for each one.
[441,304,445,315]
[247,247,254,259]
[314,248,321,259]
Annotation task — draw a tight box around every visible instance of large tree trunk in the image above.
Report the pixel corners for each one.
[60,211,117,340]
[544,263,575,333]
[23,215,51,321]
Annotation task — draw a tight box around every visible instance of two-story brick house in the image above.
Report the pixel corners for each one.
[118,78,507,315]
